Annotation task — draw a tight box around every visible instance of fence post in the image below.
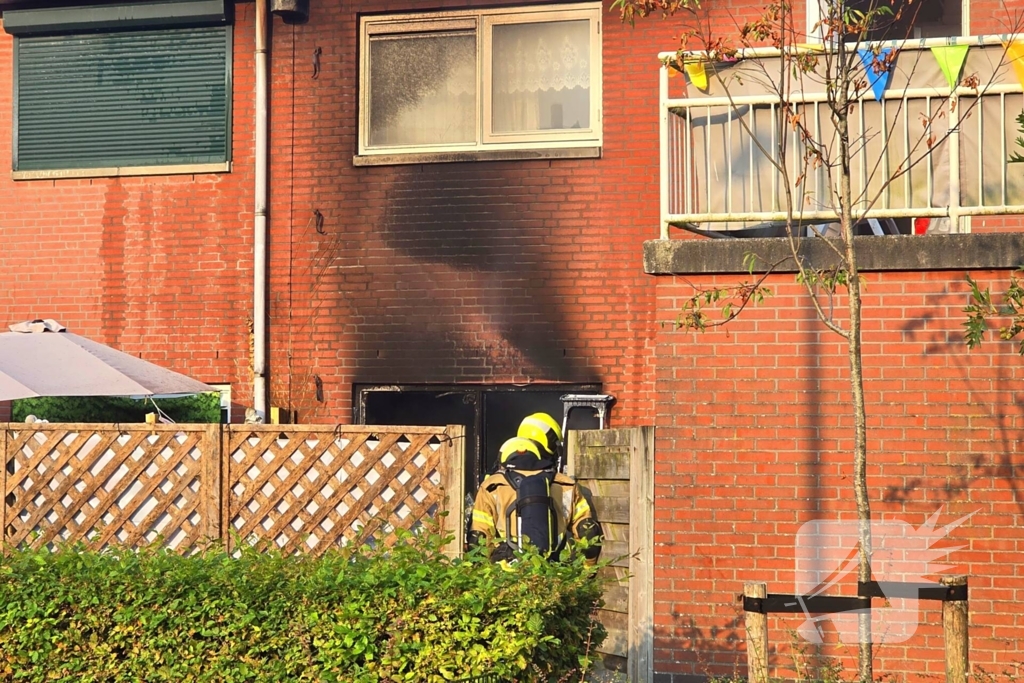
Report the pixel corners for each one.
[202,423,223,543]
[1,425,6,554]
[629,426,655,683]
[221,425,231,551]
[442,425,465,557]
[744,582,768,683]
[942,575,968,683]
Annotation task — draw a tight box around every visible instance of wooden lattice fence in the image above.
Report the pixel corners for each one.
[0,423,465,555]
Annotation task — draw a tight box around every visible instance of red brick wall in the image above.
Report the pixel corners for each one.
[653,269,1024,682]
[261,0,748,425]
[0,0,780,426]
[0,8,257,399]
[1,1,727,425]
[971,3,1019,34]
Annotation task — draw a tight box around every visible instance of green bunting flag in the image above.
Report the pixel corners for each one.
[930,45,969,89]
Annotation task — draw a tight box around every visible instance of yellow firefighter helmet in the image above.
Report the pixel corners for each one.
[516,412,563,455]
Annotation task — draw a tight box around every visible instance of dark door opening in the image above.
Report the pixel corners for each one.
[355,384,602,495]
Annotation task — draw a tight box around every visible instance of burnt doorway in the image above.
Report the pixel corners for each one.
[355,384,601,495]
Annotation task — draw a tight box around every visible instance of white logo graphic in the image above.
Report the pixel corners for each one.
[794,508,974,644]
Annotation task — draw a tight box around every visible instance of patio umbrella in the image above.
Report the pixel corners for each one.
[0,372,36,402]
[0,319,215,401]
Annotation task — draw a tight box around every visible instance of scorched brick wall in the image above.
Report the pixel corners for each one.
[259,0,737,425]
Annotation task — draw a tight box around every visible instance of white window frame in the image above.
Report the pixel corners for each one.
[357,3,602,162]
[209,383,232,424]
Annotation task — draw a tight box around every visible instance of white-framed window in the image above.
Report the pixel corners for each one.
[4,1,232,180]
[357,3,602,162]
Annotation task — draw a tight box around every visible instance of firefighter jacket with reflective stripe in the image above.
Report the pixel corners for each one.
[470,470,598,554]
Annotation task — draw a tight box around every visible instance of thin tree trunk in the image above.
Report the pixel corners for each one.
[836,46,873,681]
[839,73,872,683]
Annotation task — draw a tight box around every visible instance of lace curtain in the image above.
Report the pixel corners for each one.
[492,20,591,134]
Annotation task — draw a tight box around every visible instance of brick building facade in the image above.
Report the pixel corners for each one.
[1,0,1022,679]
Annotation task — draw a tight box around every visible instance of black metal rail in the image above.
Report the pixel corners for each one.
[743,579,968,614]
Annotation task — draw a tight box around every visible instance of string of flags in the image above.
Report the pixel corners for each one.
[680,39,1024,99]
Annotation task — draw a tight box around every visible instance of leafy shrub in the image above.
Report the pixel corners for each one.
[0,528,605,682]
[11,393,221,424]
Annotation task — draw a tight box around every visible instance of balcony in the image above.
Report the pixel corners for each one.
[658,36,1024,239]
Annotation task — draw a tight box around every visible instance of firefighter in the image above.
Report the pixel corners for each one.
[468,413,602,563]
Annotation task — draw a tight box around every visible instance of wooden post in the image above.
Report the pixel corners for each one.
[942,575,969,683]
[628,426,655,683]
[1,425,6,553]
[221,425,233,552]
[744,582,769,683]
[441,425,466,558]
[202,423,223,543]
[565,429,579,477]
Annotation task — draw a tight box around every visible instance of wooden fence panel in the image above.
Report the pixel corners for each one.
[3,424,208,552]
[567,426,654,683]
[225,425,460,555]
[1,423,465,556]
[567,429,632,659]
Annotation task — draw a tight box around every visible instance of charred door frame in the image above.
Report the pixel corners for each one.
[353,383,600,487]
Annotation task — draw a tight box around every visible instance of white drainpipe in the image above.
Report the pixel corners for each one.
[253,0,269,419]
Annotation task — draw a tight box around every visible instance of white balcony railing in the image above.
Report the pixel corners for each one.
[659,36,1024,238]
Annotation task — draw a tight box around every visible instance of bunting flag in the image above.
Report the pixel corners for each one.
[858,47,894,101]
[1005,40,1024,90]
[930,45,969,89]
[684,61,708,91]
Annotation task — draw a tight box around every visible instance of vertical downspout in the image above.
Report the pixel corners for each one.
[253,0,269,418]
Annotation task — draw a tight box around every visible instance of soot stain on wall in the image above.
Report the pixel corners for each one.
[349,163,598,383]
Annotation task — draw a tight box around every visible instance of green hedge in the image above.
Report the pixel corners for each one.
[12,394,221,424]
[0,530,606,682]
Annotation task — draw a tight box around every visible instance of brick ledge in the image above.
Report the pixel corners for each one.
[643,233,1024,275]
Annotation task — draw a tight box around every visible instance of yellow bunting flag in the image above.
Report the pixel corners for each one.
[930,45,969,89]
[1005,40,1024,90]
[684,61,708,91]
[794,43,826,53]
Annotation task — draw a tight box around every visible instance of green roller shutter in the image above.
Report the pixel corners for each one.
[14,26,231,172]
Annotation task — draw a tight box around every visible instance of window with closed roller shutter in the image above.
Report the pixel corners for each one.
[5,1,231,178]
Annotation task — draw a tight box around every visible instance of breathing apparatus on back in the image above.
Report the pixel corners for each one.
[494,435,562,558]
